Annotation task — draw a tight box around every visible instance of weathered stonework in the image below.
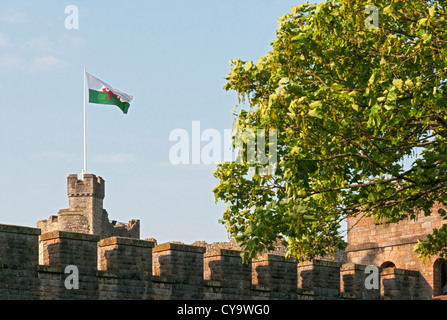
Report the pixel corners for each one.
[0,221,437,300]
[0,223,376,299]
[340,263,381,300]
[37,174,139,240]
[204,248,252,299]
[1,173,446,300]
[346,205,447,299]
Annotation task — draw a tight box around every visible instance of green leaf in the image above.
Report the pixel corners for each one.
[368,73,375,86]
[308,108,323,119]
[244,61,253,72]
[383,5,392,15]
[405,79,414,87]
[387,90,397,102]
[429,6,436,18]
[309,101,323,109]
[392,79,403,89]
[418,18,428,26]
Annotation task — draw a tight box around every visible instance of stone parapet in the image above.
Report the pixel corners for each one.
[0,223,430,300]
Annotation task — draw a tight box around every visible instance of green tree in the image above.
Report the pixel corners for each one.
[212,0,447,262]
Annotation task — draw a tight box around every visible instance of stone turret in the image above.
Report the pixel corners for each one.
[37,173,139,239]
[66,173,105,235]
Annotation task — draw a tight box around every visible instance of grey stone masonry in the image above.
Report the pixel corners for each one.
[37,174,139,240]
[0,223,431,300]
[298,259,342,300]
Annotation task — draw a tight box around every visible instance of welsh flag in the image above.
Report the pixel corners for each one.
[86,72,133,114]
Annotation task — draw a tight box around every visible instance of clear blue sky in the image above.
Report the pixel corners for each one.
[0,1,319,245]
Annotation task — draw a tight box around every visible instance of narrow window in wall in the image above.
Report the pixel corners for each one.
[433,259,447,296]
[442,261,447,295]
[434,258,447,296]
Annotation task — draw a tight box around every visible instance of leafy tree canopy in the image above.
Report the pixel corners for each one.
[213,0,447,262]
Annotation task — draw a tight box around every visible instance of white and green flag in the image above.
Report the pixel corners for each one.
[86,72,133,114]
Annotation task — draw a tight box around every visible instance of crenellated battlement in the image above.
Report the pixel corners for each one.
[0,223,426,300]
[67,173,105,199]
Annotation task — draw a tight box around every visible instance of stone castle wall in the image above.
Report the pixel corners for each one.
[346,205,447,298]
[0,223,426,300]
[3,173,444,300]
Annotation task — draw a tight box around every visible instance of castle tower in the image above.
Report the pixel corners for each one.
[37,173,140,239]
[67,173,105,235]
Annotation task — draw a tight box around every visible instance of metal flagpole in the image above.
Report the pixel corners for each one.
[82,68,87,179]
